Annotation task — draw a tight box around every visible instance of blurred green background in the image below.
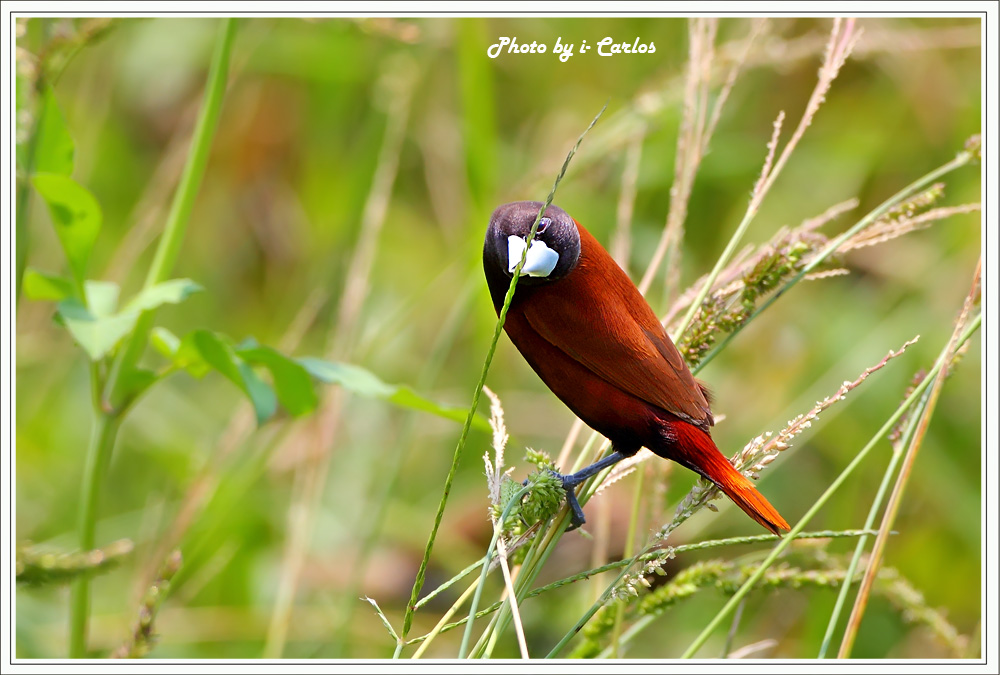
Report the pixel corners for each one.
[15,16,981,659]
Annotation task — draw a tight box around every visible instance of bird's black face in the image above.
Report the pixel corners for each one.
[483,201,582,290]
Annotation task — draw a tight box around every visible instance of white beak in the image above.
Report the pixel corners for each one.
[508,235,560,278]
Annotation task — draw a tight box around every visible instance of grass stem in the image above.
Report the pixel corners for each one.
[697,148,976,371]
[107,18,236,406]
[837,265,980,657]
[816,388,927,657]
[398,102,606,648]
[68,412,121,657]
[680,313,980,658]
[66,18,236,657]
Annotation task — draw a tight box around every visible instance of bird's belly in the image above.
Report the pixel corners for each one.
[503,313,662,455]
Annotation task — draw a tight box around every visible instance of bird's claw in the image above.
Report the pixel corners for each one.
[523,470,587,531]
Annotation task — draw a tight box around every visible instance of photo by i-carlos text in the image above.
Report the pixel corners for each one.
[488,36,656,62]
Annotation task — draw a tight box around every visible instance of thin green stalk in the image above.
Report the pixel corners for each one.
[545,547,646,658]
[673,205,756,340]
[838,297,978,657]
[15,78,45,307]
[66,19,236,658]
[475,505,574,657]
[144,22,235,288]
[402,530,876,648]
[458,484,532,658]
[68,412,121,657]
[697,148,975,371]
[334,280,478,657]
[397,103,606,651]
[481,449,620,657]
[470,609,503,658]
[471,510,564,658]
[106,17,236,406]
[395,211,536,653]
[415,557,485,612]
[412,577,480,658]
[680,314,980,658]
[15,175,33,305]
[611,467,645,657]
[482,614,503,658]
[459,532,881,658]
[535,149,972,657]
[817,388,928,657]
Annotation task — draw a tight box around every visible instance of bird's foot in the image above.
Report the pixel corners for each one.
[560,475,588,531]
[522,452,627,532]
[525,460,624,531]
[522,469,588,530]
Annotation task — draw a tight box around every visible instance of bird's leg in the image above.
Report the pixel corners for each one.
[555,451,626,531]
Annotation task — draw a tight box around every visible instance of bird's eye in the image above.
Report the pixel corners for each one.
[537,217,552,233]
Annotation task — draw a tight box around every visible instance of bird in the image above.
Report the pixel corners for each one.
[483,201,789,535]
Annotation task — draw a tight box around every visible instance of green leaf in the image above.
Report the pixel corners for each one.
[236,344,319,417]
[191,330,277,425]
[48,280,143,361]
[152,326,211,377]
[389,386,491,431]
[123,279,203,314]
[298,357,489,431]
[117,367,159,402]
[151,326,181,358]
[15,64,33,171]
[173,332,211,378]
[22,268,76,301]
[32,173,101,283]
[298,358,393,397]
[34,86,75,176]
[84,280,120,317]
[56,298,138,361]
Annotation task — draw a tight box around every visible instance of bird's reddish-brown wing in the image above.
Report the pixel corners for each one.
[521,222,712,428]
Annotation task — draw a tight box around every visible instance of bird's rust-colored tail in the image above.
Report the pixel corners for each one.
[669,422,790,535]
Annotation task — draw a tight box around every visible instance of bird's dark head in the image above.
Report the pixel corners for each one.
[483,201,582,291]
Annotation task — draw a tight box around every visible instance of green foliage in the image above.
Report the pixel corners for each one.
[31,173,101,284]
[35,279,203,362]
[571,552,969,659]
[57,291,136,362]
[17,80,77,303]
[22,267,75,301]
[301,357,490,430]
[123,279,204,314]
[236,340,319,416]
[188,330,280,424]
[31,86,75,175]
[14,15,980,661]
[19,17,497,658]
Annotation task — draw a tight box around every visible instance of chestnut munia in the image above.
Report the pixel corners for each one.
[483,201,789,534]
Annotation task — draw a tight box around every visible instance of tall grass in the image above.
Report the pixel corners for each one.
[14,16,980,660]
[385,17,981,660]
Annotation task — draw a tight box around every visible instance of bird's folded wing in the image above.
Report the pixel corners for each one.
[522,278,712,427]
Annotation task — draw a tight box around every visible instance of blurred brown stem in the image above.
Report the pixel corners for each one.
[262,56,418,659]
